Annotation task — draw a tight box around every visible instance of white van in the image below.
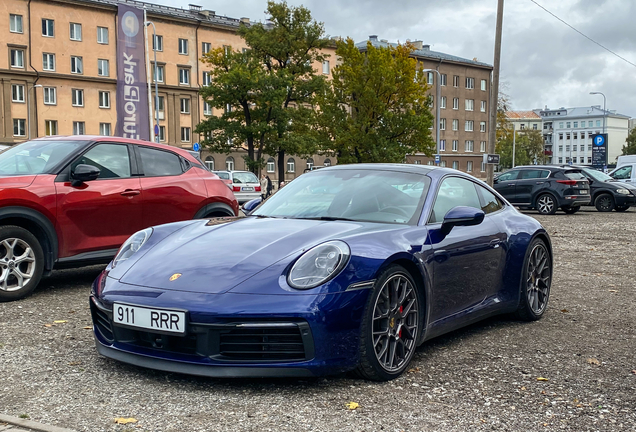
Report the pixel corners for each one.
[609,157,636,184]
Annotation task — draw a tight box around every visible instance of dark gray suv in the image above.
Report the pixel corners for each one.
[493,166,590,215]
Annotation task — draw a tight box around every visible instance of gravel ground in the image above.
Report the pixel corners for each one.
[1,209,635,432]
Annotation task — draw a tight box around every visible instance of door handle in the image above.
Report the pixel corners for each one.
[121,189,141,197]
[489,239,501,248]
[536,181,545,184]
[507,184,514,187]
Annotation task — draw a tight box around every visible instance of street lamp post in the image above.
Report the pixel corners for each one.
[422,69,441,163]
[27,84,43,140]
[512,122,516,168]
[145,21,160,143]
[589,91,606,135]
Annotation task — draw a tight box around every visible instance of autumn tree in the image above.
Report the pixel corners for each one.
[315,38,435,164]
[622,128,636,155]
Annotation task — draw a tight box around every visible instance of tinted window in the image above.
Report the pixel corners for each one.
[477,185,503,214]
[214,171,230,180]
[72,144,130,179]
[139,147,182,176]
[612,166,632,180]
[496,170,518,181]
[519,169,547,180]
[564,170,586,180]
[233,172,259,184]
[430,177,482,223]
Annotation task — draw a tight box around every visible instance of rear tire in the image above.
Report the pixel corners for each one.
[355,265,422,381]
[614,205,630,212]
[595,193,615,212]
[0,226,45,302]
[515,238,551,321]
[562,206,580,214]
[536,194,557,215]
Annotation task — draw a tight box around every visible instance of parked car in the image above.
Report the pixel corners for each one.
[212,170,233,187]
[0,136,238,301]
[91,164,552,380]
[227,170,262,203]
[493,165,590,215]
[560,166,636,212]
[609,163,636,185]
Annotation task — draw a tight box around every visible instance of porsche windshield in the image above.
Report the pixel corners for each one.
[253,169,430,224]
[0,140,86,176]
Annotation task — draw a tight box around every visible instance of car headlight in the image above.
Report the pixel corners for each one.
[616,188,630,195]
[287,241,350,289]
[112,228,153,267]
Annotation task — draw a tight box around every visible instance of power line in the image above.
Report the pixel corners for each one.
[528,0,636,68]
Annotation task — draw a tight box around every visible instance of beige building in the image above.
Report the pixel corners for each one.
[1,0,492,181]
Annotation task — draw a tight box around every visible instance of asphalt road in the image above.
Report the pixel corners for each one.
[1,209,635,432]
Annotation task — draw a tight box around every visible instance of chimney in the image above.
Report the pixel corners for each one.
[188,4,202,12]
[240,17,250,24]
[369,35,378,42]
[411,40,423,50]
[422,44,430,51]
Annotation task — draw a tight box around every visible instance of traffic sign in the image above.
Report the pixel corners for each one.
[154,124,159,136]
[593,134,606,147]
[591,134,608,169]
[434,154,440,164]
[483,154,500,164]
[193,142,200,152]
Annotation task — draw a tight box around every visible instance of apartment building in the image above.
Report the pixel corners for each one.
[506,110,542,132]
[536,106,629,166]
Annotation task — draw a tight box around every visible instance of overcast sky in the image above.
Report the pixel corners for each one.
[153,0,636,118]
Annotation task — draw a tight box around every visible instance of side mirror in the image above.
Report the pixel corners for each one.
[71,164,100,185]
[441,206,485,236]
[241,197,262,215]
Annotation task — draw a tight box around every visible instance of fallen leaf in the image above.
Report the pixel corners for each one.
[537,377,549,381]
[345,402,359,410]
[114,418,138,425]
[44,324,52,328]
[68,361,81,366]
[83,326,92,330]
[560,309,569,313]
[520,386,527,391]
[586,358,600,365]
[53,320,68,324]
[608,290,617,293]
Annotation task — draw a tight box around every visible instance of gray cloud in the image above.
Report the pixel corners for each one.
[155,0,636,117]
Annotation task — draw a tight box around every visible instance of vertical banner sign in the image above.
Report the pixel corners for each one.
[591,134,608,169]
[115,5,150,141]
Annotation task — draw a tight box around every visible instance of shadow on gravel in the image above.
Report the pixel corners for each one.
[34,265,106,296]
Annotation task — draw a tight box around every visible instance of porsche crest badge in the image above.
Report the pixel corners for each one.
[169,273,182,281]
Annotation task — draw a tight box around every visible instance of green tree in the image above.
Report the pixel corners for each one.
[622,128,636,155]
[315,38,435,164]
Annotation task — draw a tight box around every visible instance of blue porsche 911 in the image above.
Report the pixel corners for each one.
[90,164,552,381]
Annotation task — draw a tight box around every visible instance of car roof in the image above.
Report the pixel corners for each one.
[320,163,439,174]
[511,165,582,171]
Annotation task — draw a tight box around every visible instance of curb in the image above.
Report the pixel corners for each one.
[0,414,77,432]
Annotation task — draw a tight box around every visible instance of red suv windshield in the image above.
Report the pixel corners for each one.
[0,140,87,176]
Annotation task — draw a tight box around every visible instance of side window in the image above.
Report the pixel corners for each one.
[71,144,131,179]
[138,146,183,177]
[496,170,518,182]
[429,177,482,223]
[611,166,631,180]
[477,185,504,214]
[518,169,543,180]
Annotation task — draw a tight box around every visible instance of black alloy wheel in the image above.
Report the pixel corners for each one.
[595,193,615,212]
[0,226,45,302]
[615,205,630,212]
[562,206,580,214]
[536,194,557,215]
[356,265,422,381]
[515,238,551,321]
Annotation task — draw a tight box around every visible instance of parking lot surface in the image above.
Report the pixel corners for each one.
[1,209,635,431]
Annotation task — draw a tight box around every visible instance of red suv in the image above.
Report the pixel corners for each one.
[0,136,238,301]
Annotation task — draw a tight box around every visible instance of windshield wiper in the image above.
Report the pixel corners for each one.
[296,216,357,222]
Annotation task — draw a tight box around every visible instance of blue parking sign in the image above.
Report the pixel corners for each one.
[193,142,200,152]
[434,154,440,164]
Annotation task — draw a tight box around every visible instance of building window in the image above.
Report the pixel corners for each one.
[202,42,211,54]
[266,157,275,173]
[566,133,571,140]
[13,119,26,137]
[203,101,212,115]
[287,158,295,173]
[98,91,110,108]
[481,101,487,112]
[452,140,458,152]
[453,98,459,110]
[465,99,474,111]
[440,160,447,167]
[324,158,332,167]
[69,23,81,41]
[440,118,446,130]
[97,59,109,77]
[596,120,601,127]
[322,61,330,74]
[481,79,487,91]
[453,75,459,87]
[452,119,459,131]
[465,140,474,152]
[10,14,23,33]
[573,132,578,139]
[153,64,164,83]
[559,122,564,128]
[533,123,538,130]
[467,161,473,172]
[42,53,55,71]
[414,159,422,165]
[70,56,83,74]
[11,84,25,103]
[565,145,570,151]
[480,141,486,152]
[558,157,563,163]
[440,139,446,151]
[10,49,24,68]
[43,87,56,105]
[573,121,578,128]
[204,156,214,170]
[45,120,58,136]
[440,74,447,86]
[153,35,163,51]
[465,77,474,89]
[226,156,235,171]
[159,126,166,142]
[440,96,446,109]
[452,161,459,170]
[566,122,571,128]
[465,120,474,132]
[427,72,434,85]
[99,123,111,136]
[481,162,486,172]
[97,27,109,44]
[181,127,191,142]
[558,145,563,152]
[72,89,84,107]
[588,121,593,127]
[559,133,563,140]
[587,157,592,164]
[42,19,54,37]
[519,124,525,130]
[178,38,188,55]
[202,71,211,86]
[480,121,486,132]
[180,98,190,114]
[179,68,190,85]
[73,121,85,135]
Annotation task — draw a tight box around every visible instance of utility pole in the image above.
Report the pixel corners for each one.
[487,0,504,186]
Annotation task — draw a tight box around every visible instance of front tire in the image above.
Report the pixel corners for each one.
[536,194,557,215]
[515,238,551,321]
[356,265,422,381]
[595,193,615,212]
[0,226,45,302]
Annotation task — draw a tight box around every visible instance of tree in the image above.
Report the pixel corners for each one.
[622,128,636,155]
[239,1,329,177]
[315,38,435,164]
